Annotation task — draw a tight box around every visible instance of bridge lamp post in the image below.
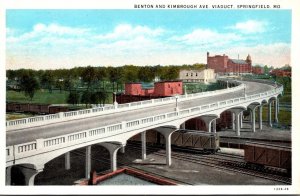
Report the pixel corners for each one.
[113,92,118,107]
[175,95,179,112]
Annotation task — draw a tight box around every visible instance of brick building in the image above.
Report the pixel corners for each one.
[207,52,252,75]
[252,66,264,75]
[117,81,183,104]
[270,69,291,77]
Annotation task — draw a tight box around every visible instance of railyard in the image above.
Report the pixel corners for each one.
[32,123,291,186]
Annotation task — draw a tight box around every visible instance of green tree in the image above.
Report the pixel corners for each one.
[18,71,40,101]
[91,91,108,107]
[41,71,55,93]
[108,67,124,92]
[63,77,74,92]
[138,66,155,82]
[81,66,96,90]
[96,67,108,89]
[55,79,64,93]
[6,70,17,80]
[81,90,92,108]
[160,66,180,80]
[67,91,80,105]
[123,65,139,82]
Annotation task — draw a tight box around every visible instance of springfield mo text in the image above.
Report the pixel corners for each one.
[134,4,281,9]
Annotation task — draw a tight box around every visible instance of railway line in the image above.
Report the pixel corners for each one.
[38,141,291,185]
[70,148,191,185]
[125,143,292,185]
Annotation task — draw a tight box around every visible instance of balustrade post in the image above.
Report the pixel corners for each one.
[58,112,64,119]
[121,121,127,129]
[36,139,44,150]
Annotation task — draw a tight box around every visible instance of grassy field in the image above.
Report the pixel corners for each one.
[6,89,113,104]
[6,113,34,121]
[7,89,69,104]
[184,82,224,94]
[261,106,291,127]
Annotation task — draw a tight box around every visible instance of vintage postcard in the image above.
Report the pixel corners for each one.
[1,0,299,195]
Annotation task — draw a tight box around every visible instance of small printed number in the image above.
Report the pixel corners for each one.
[274,187,289,191]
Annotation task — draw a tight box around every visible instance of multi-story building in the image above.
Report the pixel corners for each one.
[207,52,252,75]
[270,69,291,77]
[252,66,264,75]
[179,69,216,84]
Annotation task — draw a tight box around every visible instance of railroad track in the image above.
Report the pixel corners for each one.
[71,149,191,185]
[72,143,291,185]
[125,143,291,185]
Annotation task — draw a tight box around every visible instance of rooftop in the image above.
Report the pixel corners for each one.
[229,59,249,65]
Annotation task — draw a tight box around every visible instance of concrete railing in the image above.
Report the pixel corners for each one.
[6,80,244,130]
[6,81,283,164]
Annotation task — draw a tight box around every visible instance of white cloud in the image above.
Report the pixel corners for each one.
[228,20,268,34]
[221,42,290,67]
[6,23,289,69]
[95,24,165,40]
[6,23,91,44]
[33,23,90,35]
[171,28,242,48]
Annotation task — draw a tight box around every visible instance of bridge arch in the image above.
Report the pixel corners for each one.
[7,163,41,186]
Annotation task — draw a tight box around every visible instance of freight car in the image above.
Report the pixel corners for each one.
[163,129,220,153]
[244,142,291,174]
[6,102,68,114]
[129,129,220,153]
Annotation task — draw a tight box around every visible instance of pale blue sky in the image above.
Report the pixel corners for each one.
[6,10,291,69]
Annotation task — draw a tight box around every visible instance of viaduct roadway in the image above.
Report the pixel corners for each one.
[7,80,273,146]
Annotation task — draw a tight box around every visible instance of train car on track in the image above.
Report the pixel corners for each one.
[129,129,220,154]
[161,129,220,153]
[244,142,291,174]
[6,102,68,114]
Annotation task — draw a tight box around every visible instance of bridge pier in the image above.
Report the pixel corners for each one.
[277,98,280,115]
[229,108,245,136]
[99,142,125,172]
[180,122,186,129]
[232,113,235,130]
[200,115,219,133]
[141,131,146,160]
[274,98,279,123]
[268,100,273,127]
[6,166,12,185]
[120,146,125,153]
[19,165,43,186]
[240,111,243,129]
[65,152,71,170]
[154,127,178,166]
[212,119,217,133]
[259,105,263,130]
[248,104,260,132]
[85,146,91,179]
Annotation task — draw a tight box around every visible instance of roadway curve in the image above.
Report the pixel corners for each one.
[6,81,274,146]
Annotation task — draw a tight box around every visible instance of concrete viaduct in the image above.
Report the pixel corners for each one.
[5,79,283,185]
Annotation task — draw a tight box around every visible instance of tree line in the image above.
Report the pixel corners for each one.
[6,63,206,104]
